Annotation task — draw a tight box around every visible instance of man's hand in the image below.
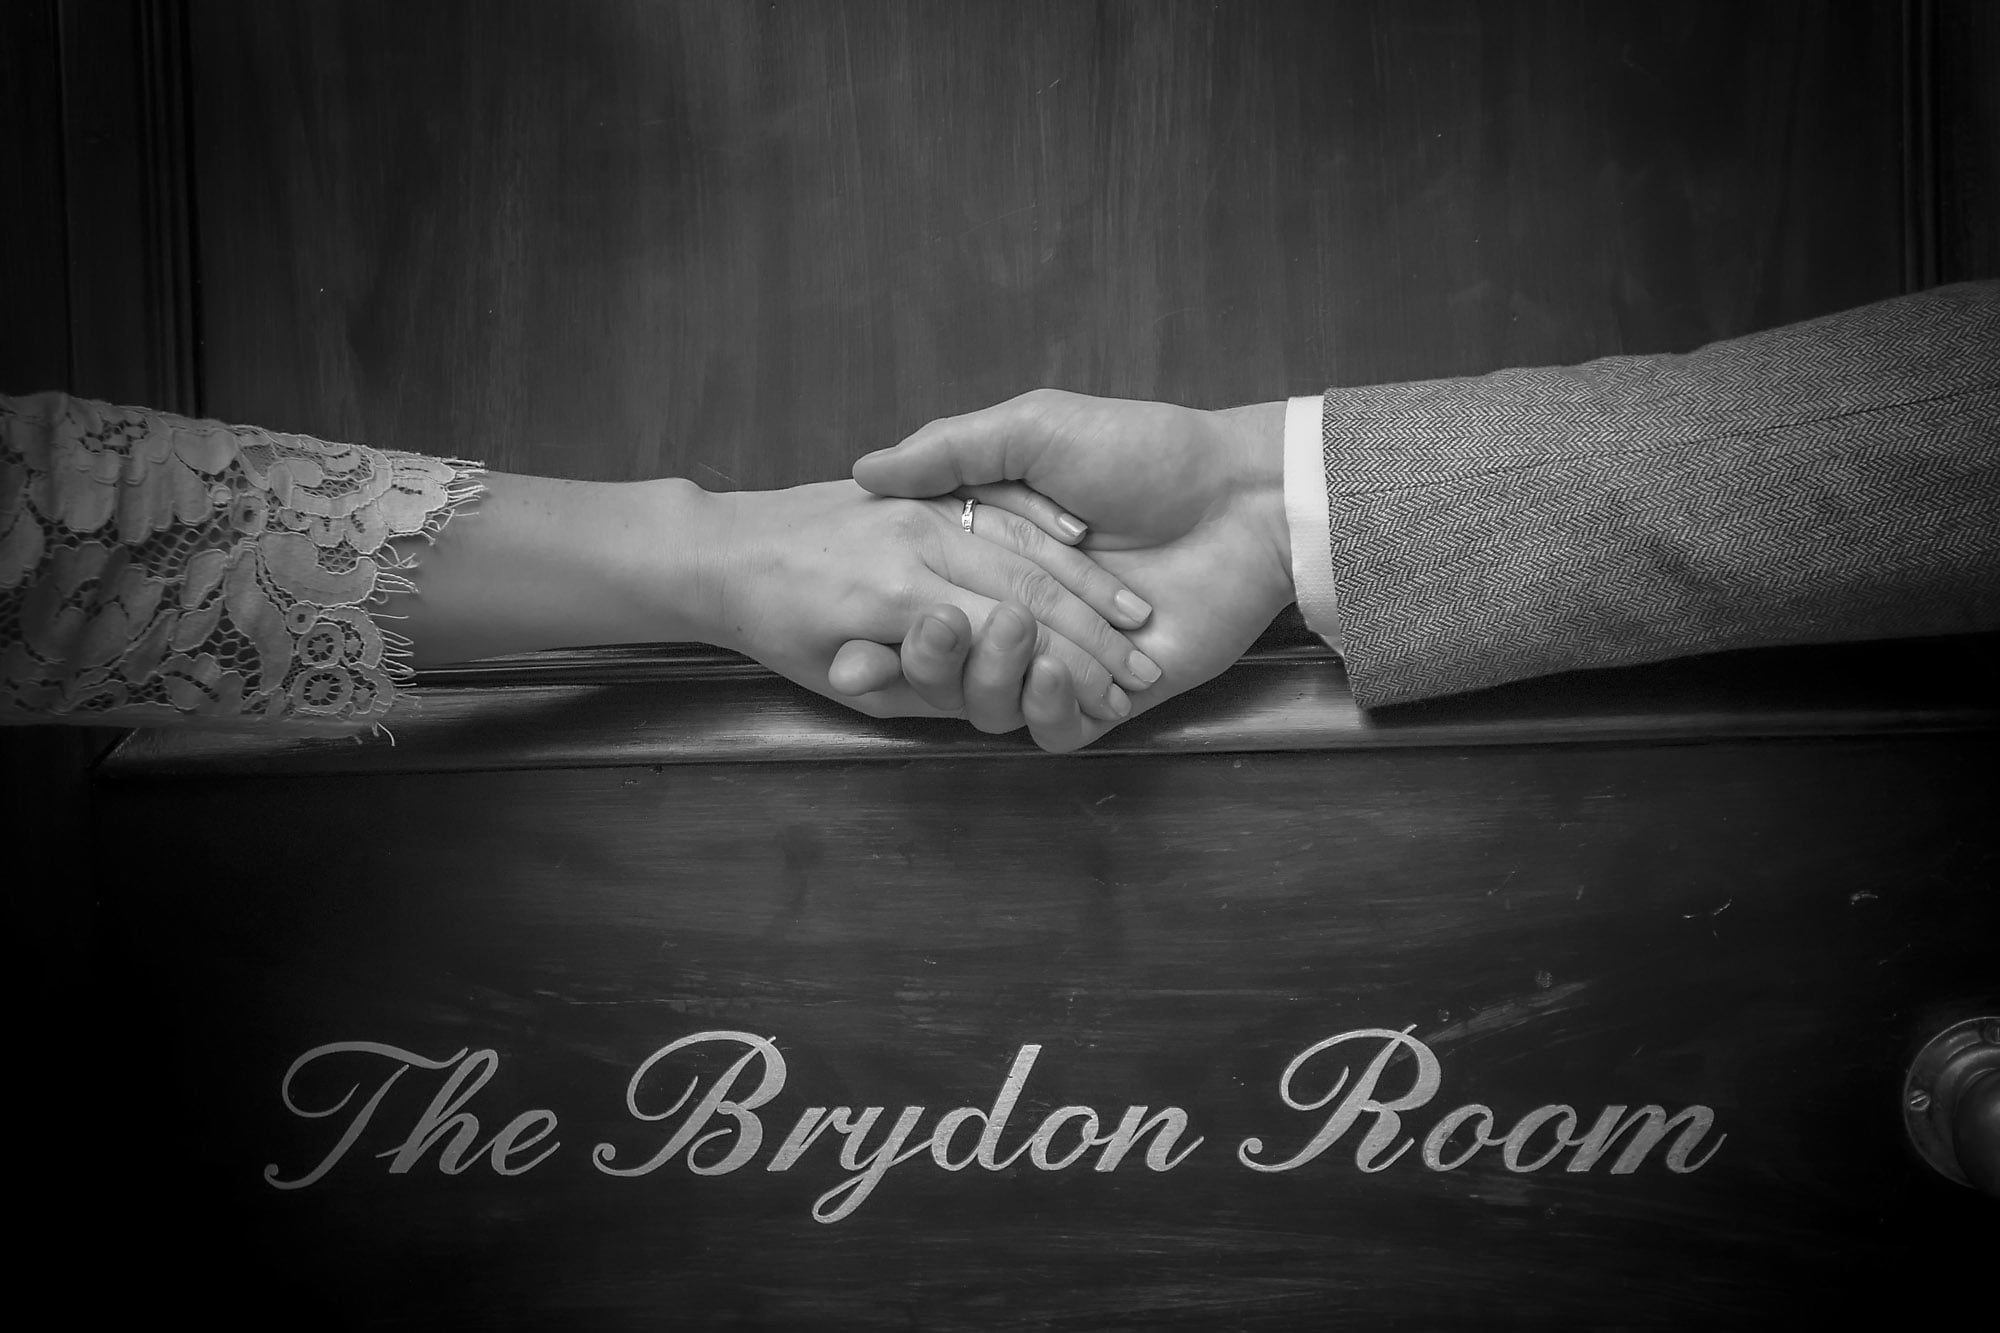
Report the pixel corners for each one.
[846,389,1298,750]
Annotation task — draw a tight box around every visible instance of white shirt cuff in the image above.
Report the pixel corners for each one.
[1283,392,1342,652]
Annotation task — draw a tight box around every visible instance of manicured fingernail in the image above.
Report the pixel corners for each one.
[919,615,958,654]
[1056,514,1088,541]
[1127,651,1162,685]
[989,606,1027,649]
[1113,590,1152,624]
[1106,683,1132,718]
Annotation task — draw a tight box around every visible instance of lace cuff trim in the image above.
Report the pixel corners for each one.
[2,392,483,731]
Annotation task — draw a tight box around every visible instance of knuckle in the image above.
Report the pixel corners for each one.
[1062,558,1112,605]
[1070,658,1112,699]
[1045,637,1111,697]
[1009,566,1064,615]
[996,511,1047,558]
[1036,598,1121,662]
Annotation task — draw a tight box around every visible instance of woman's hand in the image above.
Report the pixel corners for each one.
[848,390,1294,750]
[694,480,1161,726]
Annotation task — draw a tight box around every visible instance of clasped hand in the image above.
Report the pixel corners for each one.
[730,390,1295,752]
[706,476,1158,735]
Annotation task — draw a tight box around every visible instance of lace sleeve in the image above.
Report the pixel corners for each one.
[1,392,482,731]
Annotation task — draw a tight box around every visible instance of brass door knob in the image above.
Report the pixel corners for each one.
[1905,1016,2000,1196]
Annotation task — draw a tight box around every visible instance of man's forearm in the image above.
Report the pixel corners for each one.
[1316,281,2000,707]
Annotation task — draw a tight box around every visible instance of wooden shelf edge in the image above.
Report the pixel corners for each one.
[99,633,2000,779]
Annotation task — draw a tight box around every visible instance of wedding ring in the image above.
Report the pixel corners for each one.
[960,497,979,533]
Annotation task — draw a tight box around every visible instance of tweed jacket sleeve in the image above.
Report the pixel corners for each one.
[1309,281,2000,709]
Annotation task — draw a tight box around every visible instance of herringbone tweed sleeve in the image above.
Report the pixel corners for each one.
[1316,281,2000,709]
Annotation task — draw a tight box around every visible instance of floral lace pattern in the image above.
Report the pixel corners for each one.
[1,393,481,730]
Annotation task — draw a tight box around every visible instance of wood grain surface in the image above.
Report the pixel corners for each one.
[186,0,1908,481]
[96,736,1998,1327]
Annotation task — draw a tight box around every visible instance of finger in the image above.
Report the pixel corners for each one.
[899,604,972,714]
[938,515,1162,691]
[957,481,1089,546]
[1025,619,1134,725]
[853,389,1076,497]
[908,575,1131,728]
[827,639,902,696]
[1021,654,1090,754]
[962,499,1153,630]
[962,602,1037,734]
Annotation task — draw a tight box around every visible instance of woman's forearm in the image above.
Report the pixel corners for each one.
[393,474,720,667]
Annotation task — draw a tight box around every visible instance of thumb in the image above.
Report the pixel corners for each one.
[827,638,903,696]
[853,394,1051,497]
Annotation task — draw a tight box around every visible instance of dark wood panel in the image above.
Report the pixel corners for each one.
[55,0,198,409]
[0,0,69,395]
[96,736,1998,1326]
[186,0,1909,482]
[1936,0,2000,281]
